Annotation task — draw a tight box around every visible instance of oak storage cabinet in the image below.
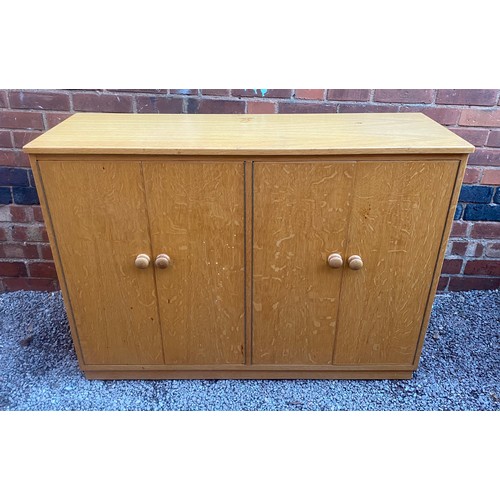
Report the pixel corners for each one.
[24,113,474,380]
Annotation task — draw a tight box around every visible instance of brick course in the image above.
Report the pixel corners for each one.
[0,88,499,292]
[247,101,276,114]
[436,89,498,106]
[136,96,183,114]
[73,92,134,113]
[327,89,371,101]
[8,91,71,111]
[296,89,326,100]
[374,89,434,104]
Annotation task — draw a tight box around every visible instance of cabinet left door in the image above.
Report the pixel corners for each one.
[38,160,164,365]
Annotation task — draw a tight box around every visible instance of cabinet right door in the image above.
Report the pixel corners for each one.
[333,160,459,365]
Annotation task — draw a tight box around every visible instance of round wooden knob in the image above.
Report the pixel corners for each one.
[348,255,363,270]
[327,253,343,269]
[135,254,150,269]
[155,254,171,269]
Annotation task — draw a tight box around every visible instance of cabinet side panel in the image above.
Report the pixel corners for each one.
[253,162,354,365]
[412,154,469,366]
[38,160,164,365]
[334,160,459,365]
[143,161,245,365]
[30,156,86,367]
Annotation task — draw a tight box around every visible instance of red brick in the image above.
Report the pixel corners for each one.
[470,222,500,239]
[448,276,500,291]
[247,101,276,114]
[485,243,500,258]
[29,261,57,278]
[0,150,30,168]
[450,221,470,237]
[469,149,500,166]
[421,107,461,126]
[264,90,294,99]
[295,89,325,100]
[463,167,482,184]
[441,259,462,274]
[436,89,499,106]
[38,243,53,260]
[32,206,44,222]
[190,99,245,114]
[481,168,500,185]
[279,102,337,114]
[17,151,30,167]
[448,127,489,147]
[0,150,17,167]
[2,277,59,292]
[12,224,48,242]
[0,224,11,240]
[136,96,183,113]
[464,260,500,276]
[450,241,468,255]
[46,113,73,129]
[170,89,197,95]
[0,206,11,222]
[399,106,458,124]
[73,93,134,112]
[327,89,370,101]
[231,89,293,99]
[338,103,398,113]
[0,90,7,107]
[1,261,28,277]
[9,91,71,111]
[374,89,434,104]
[469,243,484,257]
[107,89,168,94]
[10,206,33,222]
[437,276,449,290]
[201,89,230,96]
[459,109,500,127]
[0,242,38,259]
[0,110,44,130]
[0,131,12,148]
[12,131,43,149]
[487,131,500,147]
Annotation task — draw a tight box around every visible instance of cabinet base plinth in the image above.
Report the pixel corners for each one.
[83,369,414,380]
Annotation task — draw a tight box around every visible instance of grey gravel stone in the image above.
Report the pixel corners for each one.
[0,290,498,411]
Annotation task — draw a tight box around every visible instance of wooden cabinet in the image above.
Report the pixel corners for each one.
[25,113,473,379]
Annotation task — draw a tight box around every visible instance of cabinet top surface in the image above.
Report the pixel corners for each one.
[24,112,474,155]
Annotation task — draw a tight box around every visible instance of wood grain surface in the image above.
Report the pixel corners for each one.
[24,113,474,155]
[30,156,86,368]
[143,161,245,364]
[412,154,469,366]
[38,160,164,365]
[333,160,460,364]
[252,161,355,364]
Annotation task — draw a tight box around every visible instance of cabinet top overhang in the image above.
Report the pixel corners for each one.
[24,112,474,156]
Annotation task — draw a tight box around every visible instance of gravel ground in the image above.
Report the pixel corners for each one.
[0,290,498,411]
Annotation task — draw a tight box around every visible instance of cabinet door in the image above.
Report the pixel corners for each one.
[252,161,355,364]
[334,160,459,365]
[38,160,164,365]
[143,161,245,365]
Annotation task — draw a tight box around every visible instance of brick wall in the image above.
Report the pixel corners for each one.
[0,89,499,292]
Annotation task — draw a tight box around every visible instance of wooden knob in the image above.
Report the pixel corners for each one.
[135,254,150,269]
[155,254,171,269]
[327,253,343,269]
[348,255,363,270]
